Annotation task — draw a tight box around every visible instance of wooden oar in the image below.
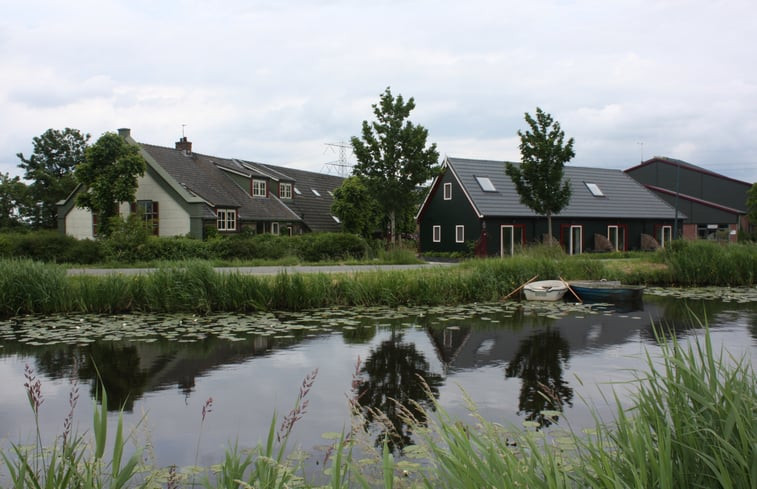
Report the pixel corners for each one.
[559,276,583,304]
[503,275,539,301]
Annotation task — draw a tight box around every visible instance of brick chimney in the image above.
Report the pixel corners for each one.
[175,136,192,153]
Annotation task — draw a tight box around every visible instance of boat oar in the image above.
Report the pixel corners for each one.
[503,275,539,301]
[559,276,583,304]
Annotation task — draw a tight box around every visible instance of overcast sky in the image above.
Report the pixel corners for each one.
[2,0,756,183]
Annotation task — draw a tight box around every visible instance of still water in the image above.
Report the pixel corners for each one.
[1,288,755,471]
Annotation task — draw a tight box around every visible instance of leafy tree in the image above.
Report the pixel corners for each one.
[351,87,440,245]
[16,128,90,229]
[331,175,383,238]
[0,172,29,229]
[748,182,757,225]
[505,108,575,243]
[75,132,146,237]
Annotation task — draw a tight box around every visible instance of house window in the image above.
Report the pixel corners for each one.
[475,176,496,192]
[294,187,302,195]
[607,225,627,251]
[253,179,267,197]
[332,215,341,223]
[443,182,452,200]
[312,188,321,197]
[432,225,441,243]
[500,225,525,257]
[585,182,605,197]
[279,183,292,199]
[271,222,280,235]
[216,208,237,231]
[455,225,464,243]
[569,225,582,255]
[135,200,159,235]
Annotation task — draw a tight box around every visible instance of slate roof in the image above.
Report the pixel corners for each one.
[257,163,344,232]
[626,156,753,186]
[139,144,301,222]
[444,157,681,219]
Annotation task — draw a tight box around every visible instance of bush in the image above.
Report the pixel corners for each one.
[291,232,368,262]
[0,231,95,263]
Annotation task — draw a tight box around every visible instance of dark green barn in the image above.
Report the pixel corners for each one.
[625,157,752,241]
[416,157,683,256]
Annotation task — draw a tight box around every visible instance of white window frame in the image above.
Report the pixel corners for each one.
[569,225,582,255]
[279,183,292,199]
[585,182,604,197]
[216,209,237,231]
[475,176,496,192]
[607,225,619,251]
[271,222,280,235]
[432,225,441,243]
[443,182,452,200]
[455,225,464,243]
[253,179,267,197]
[660,225,672,248]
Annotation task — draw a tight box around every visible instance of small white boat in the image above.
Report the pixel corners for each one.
[523,280,568,301]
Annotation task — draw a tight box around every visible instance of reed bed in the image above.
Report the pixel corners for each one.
[1,240,755,318]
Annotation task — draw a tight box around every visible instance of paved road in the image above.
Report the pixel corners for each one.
[66,262,455,276]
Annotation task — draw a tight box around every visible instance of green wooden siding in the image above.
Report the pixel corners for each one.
[419,171,481,253]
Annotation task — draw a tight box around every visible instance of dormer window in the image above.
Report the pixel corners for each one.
[253,179,267,197]
[280,182,292,199]
[585,182,604,197]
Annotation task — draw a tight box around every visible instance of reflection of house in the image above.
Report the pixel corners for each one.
[625,157,753,241]
[416,157,683,256]
[58,129,344,239]
[425,303,663,371]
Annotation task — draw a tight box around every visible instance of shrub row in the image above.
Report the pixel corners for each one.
[0,231,370,264]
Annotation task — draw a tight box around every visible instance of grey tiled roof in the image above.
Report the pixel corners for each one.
[140,144,300,222]
[256,162,344,232]
[447,157,680,219]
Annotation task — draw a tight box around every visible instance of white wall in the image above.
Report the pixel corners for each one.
[63,171,192,238]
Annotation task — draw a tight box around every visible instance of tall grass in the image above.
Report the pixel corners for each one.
[662,240,757,286]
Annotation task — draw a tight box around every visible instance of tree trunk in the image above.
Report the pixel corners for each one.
[389,210,396,246]
[546,213,554,245]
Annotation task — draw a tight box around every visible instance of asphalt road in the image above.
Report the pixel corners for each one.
[65,262,455,276]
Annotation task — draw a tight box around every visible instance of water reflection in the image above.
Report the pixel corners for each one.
[504,328,573,428]
[354,330,443,450]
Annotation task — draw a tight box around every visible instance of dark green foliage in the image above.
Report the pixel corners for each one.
[16,128,90,229]
[0,230,102,263]
[662,240,756,285]
[0,172,29,229]
[351,87,440,244]
[291,232,368,261]
[748,182,757,225]
[331,175,383,237]
[506,108,574,241]
[74,132,146,236]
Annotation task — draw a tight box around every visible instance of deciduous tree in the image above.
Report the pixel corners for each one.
[16,128,90,229]
[74,132,146,237]
[331,175,382,238]
[505,108,574,243]
[0,172,29,229]
[351,87,440,245]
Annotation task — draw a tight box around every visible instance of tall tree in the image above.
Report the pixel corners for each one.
[331,175,383,238]
[351,87,440,245]
[17,128,90,229]
[74,132,146,237]
[0,172,29,229]
[505,108,575,243]
[748,182,757,227]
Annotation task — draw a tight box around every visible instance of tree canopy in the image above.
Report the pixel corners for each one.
[748,183,757,233]
[74,132,146,237]
[505,108,575,242]
[0,172,28,229]
[17,128,90,229]
[331,175,383,238]
[351,87,440,244]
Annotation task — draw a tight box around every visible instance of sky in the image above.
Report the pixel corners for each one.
[2,0,756,183]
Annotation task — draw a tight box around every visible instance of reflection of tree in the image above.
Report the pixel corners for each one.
[355,330,443,451]
[341,325,377,344]
[79,343,150,411]
[505,328,573,428]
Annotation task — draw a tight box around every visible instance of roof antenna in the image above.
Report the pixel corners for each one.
[637,141,644,163]
[181,124,187,138]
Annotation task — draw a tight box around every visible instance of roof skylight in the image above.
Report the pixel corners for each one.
[332,215,341,223]
[585,182,605,197]
[312,188,321,197]
[475,176,496,192]
[294,187,302,195]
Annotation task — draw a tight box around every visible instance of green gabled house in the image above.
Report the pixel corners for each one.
[58,129,344,239]
[416,156,683,256]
